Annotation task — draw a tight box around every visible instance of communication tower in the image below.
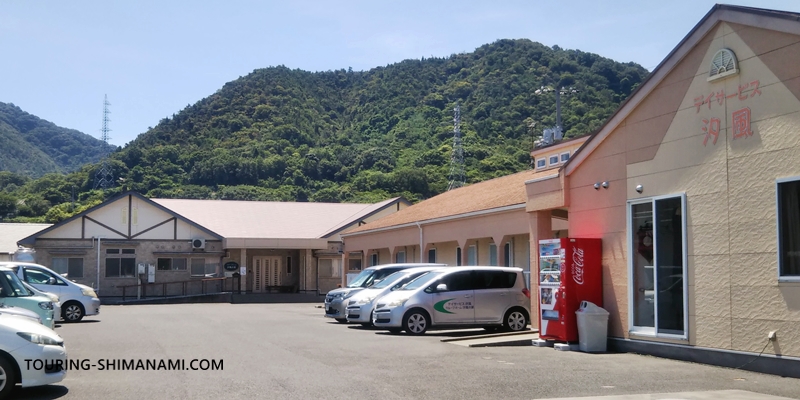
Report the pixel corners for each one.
[447,103,465,191]
[94,95,114,190]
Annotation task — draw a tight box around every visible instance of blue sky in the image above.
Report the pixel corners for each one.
[2,0,799,147]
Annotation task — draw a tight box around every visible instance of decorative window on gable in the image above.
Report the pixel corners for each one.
[707,48,738,82]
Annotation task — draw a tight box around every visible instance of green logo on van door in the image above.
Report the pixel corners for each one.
[434,299,455,314]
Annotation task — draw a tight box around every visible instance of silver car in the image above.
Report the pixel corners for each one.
[372,266,531,335]
[324,263,446,323]
[345,266,445,326]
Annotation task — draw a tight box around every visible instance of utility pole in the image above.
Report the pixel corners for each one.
[447,103,465,191]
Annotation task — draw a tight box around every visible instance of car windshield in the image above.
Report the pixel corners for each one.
[347,269,375,288]
[400,271,445,291]
[0,270,32,297]
[371,271,407,289]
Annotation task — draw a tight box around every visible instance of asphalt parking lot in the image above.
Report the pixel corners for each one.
[12,303,800,400]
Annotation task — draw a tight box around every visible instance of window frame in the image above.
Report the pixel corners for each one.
[560,152,570,163]
[348,252,363,271]
[777,176,800,282]
[626,192,689,340]
[157,257,187,271]
[395,251,406,263]
[286,256,293,275]
[548,155,559,166]
[536,159,546,169]
[428,248,436,263]
[488,244,498,266]
[51,257,84,278]
[370,253,378,267]
[467,245,477,266]
[105,248,137,278]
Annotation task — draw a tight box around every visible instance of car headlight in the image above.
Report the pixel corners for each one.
[17,332,61,346]
[81,288,98,298]
[38,301,53,310]
[333,292,346,299]
[387,298,409,307]
[356,296,375,305]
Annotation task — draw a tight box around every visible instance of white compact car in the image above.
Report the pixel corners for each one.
[0,314,67,398]
[345,266,444,326]
[20,282,62,324]
[0,262,100,322]
[0,304,42,325]
[372,266,531,335]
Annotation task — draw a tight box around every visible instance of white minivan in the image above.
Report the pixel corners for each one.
[0,262,101,322]
[372,266,531,335]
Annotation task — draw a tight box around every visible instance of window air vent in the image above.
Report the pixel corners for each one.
[707,48,738,82]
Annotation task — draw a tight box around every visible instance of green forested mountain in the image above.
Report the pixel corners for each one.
[0,39,648,222]
[0,102,117,176]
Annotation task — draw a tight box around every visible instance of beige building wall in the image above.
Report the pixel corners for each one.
[565,22,800,356]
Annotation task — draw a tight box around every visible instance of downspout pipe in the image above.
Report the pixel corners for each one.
[95,237,102,292]
[415,222,423,262]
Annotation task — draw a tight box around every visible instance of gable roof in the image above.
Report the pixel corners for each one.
[345,169,551,234]
[1,223,51,254]
[564,4,800,176]
[152,197,406,240]
[18,191,224,245]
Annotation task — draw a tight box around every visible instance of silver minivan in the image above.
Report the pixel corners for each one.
[345,266,445,326]
[372,266,531,335]
[324,263,446,323]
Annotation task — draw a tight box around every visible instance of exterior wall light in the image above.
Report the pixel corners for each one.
[602,181,609,189]
[635,184,643,193]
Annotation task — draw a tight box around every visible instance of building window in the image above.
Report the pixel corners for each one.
[428,248,436,263]
[319,259,340,278]
[370,253,378,267]
[105,248,136,278]
[157,258,187,271]
[456,247,462,266]
[708,48,738,81]
[778,178,800,278]
[348,252,363,271]
[467,245,477,266]
[396,251,406,263]
[190,258,215,277]
[503,242,513,267]
[549,155,559,165]
[629,194,687,337]
[489,244,498,266]
[52,257,84,278]
[536,159,546,169]
[560,152,570,162]
[286,256,293,274]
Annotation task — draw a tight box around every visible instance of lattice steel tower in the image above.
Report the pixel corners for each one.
[94,95,114,190]
[447,103,465,191]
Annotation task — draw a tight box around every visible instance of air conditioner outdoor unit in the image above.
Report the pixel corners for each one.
[192,238,206,250]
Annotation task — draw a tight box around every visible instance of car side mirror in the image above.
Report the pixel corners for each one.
[436,283,448,292]
[47,277,56,285]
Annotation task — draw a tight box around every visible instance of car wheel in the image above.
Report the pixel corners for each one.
[0,356,17,399]
[335,318,348,323]
[503,308,528,332]
[63,301,85,322]
[402,309,430,335]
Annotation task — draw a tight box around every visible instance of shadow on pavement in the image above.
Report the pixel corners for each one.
[11,384,68,400]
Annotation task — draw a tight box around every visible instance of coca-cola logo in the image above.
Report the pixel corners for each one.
[572,247,585,285]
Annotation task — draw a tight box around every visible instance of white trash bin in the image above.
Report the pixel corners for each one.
[575,301,609,353]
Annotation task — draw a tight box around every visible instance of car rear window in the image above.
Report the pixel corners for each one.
[475,271,517,289]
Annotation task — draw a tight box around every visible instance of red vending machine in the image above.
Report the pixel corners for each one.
[537,238,602,342]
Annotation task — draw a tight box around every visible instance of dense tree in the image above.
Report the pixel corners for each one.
[1,39,648,220]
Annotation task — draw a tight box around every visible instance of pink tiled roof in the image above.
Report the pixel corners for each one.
[152,198,401,239]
